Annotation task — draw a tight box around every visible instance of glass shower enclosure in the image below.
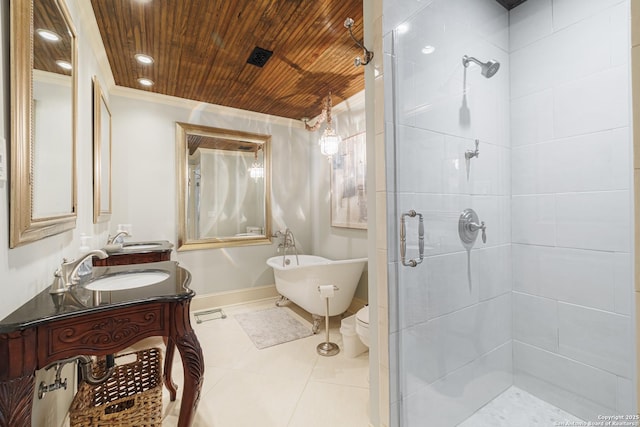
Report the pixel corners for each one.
[384,0,635,425]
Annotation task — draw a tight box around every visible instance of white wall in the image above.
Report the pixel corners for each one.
[510,0,635,419]
[310,92,369,300]
[0,0,369,311]
[0,0,110,320]
[0,0,369,422]
[0,0,112,425]
[109,94,312,296]
[108,89,371,300]
[383,0,512,425]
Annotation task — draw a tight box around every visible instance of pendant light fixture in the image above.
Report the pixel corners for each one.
[304,92,342,158]
[248,148,264,181]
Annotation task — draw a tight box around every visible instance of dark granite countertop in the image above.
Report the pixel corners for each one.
[0,260,192,333]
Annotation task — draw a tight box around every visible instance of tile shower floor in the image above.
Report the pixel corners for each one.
[458,386,585,427]
[133,297,370,427]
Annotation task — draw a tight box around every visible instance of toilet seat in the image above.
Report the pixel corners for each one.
[355,306,370,347]
[356,305,369,325]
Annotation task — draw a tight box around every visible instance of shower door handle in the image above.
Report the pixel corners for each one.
[400,210,424,267]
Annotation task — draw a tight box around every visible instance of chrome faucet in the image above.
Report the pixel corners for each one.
[59,249,109,288]
[465,139,480,160]
[273,228,299,267]
[107,230,129,245]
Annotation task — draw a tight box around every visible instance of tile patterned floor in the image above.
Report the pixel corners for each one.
[131,298,371,427]
[88,298,585,427]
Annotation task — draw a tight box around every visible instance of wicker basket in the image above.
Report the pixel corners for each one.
[69,348,163,427]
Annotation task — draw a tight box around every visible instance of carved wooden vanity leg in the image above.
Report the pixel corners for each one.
[0,329,37,427]
[0,374,36,427]
[163,336,178,401]
[172,300,204,427]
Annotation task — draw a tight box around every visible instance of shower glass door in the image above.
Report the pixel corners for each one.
[385,0,634,425]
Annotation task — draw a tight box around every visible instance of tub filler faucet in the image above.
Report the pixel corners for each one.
[273,228,299,267]
[272,228,299,308]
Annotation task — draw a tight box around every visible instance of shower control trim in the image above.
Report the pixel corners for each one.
[458,208,486,250]
[400,210,424,267]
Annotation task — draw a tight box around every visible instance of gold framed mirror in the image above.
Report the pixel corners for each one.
[92,76,111,223]
[9,0,77,248]
[176,123,272,251]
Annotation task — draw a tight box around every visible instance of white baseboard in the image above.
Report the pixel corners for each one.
[192,285,368,315]
[191,284,280,312]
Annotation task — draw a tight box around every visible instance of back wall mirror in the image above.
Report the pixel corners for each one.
[10,0,78,247]
[176,123,272,251]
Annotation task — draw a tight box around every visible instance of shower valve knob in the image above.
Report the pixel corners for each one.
[458,209,487,249]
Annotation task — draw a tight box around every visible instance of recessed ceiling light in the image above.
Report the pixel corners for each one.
[137,78,154,87]
[421,45,436,55]
[55,60,72,70]
[396,23,409,34]
[36,29,61,42]
[134,54,154,65]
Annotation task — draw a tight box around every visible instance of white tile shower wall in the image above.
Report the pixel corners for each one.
[557,302,631,377]
[387,0,512,424]
[514,341,618,421]
[403,341,512,427]
[401,293,511,397]
[510,0,634,420]
[512,244,631,315]
[513,292,558,353]
[512,129,629,195]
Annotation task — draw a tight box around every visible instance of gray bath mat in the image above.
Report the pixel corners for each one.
[235,307,312,349]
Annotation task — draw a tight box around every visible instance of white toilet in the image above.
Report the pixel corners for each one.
[355,305,370,347]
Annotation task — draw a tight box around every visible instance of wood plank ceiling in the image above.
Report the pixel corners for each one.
[90,0,365,120]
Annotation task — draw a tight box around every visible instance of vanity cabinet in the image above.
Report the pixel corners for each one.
[0,261,203,427]
[93,241,173,266]
[93,250,171,266]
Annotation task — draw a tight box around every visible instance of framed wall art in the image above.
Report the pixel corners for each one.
[330,132,367,229]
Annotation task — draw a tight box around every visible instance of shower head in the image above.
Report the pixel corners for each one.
[462,55,500,78]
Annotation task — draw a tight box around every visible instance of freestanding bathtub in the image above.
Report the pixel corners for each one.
[267,255,367,332]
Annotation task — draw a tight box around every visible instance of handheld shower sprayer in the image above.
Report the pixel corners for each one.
[462,55,500,78]
[344,17,374,67]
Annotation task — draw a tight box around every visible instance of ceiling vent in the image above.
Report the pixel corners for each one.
[246,46,273,68]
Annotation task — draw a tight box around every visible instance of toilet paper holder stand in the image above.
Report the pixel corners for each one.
[317,285,340,357]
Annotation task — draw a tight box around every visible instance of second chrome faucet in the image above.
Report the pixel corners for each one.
[273,228,299,267]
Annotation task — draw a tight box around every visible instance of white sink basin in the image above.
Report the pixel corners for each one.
[122,243,162,250]
[85,271,169,291]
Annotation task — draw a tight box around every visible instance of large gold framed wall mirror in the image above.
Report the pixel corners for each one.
[176,123,272,251]
[9,0,77,247]
[92,76,112,223]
